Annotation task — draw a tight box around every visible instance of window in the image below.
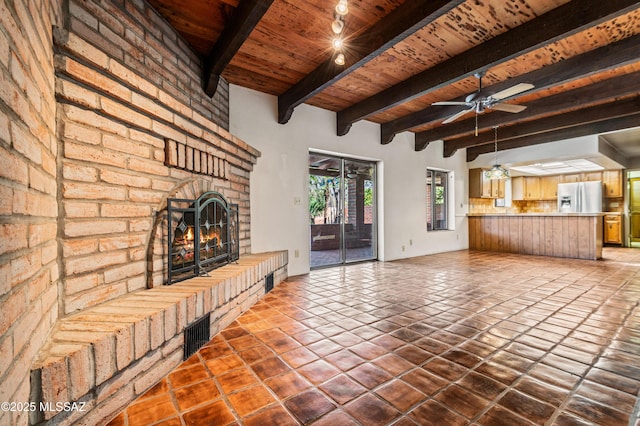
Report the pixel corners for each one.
[427,169,448,231]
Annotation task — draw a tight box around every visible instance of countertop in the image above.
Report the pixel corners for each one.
[467,212,607,217]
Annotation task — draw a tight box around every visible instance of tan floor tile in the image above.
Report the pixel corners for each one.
[125,393,177,426]
[174,379,220,411]
[284,389,336,424]
[182,400,235,426]
[227,385,276,418]
[298,359,341,384]
[168,361,210,389]
[344,393,400,425]
[265,371,311,399]
[376,379,425,412]
[217,366,259,393]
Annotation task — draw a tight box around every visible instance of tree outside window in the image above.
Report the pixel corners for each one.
[427,169,448,231]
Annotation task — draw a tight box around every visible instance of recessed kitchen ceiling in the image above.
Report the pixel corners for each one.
[509,159,605,176]
[600,127,640,158]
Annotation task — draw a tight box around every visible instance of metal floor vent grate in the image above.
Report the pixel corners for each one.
[265,272,274,293]
[183,313,210,360]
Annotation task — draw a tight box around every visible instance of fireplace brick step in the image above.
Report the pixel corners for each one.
[30,251,288,425]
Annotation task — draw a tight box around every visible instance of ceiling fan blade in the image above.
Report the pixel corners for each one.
[491,83,535,100]
[442,108,474,124]
[490,102,527,113]
[432,101,471,106]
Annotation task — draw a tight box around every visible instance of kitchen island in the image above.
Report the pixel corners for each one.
[468,213,604,260]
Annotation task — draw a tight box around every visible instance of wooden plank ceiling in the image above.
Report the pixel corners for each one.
[146,0,640,160]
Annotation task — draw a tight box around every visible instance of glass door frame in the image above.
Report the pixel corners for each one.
[343,157,377,264]
[308,152,377,269]
[629,175,640,246]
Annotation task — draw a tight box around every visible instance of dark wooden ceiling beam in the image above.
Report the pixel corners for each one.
[336,0,639,136]
[277,0,465,124]
[464,98,640,161]
[388,34,640,146]
[432,70,640,156]
[203,0,274,97]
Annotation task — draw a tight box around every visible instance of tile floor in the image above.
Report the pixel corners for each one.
[107,249,640,425]
[310,246,375,268]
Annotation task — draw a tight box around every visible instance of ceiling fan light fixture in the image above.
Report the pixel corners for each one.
[432,71,534,130]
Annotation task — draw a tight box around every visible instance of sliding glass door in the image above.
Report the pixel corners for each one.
[309,153,377,268]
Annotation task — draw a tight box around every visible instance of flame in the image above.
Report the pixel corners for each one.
[209,229,224,248]
[185,228,194,241]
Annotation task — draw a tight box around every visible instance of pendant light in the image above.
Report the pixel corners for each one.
[484,126,509,179]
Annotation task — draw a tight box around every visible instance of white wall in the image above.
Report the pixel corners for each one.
[229,85,469,276]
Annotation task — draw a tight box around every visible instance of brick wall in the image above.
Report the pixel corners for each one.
[56,0,260,315]
[0,1,63,425]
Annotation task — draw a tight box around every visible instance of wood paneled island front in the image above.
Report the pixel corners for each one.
[468,214,604,260]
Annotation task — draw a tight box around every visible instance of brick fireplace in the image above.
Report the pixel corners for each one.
[0,0,287,425]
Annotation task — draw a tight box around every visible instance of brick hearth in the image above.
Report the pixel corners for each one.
[31,252,287,425]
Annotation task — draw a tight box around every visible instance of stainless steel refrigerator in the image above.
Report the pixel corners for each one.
[557,181,603,213]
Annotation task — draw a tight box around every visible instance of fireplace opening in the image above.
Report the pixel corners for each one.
[167,191,239,284]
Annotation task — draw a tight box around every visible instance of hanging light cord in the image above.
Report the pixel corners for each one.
[494,126,498,164]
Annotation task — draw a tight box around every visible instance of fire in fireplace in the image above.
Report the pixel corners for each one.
[167,191,239,284]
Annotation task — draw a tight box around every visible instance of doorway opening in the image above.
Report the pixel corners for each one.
[629,176,640,247]
[308,153,377,268]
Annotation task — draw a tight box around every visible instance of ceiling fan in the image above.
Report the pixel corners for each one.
[432,71,534,134]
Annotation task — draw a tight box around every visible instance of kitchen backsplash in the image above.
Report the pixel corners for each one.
[469,197,625,214]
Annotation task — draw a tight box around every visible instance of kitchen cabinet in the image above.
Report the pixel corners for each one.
[512,176,541,200]
[491,178,506,198]
[604,214,622,245]
[581,171,603,182]
[562,173,582,183]
[540,175,560,200]
[469,168,492,198]
[603,170,623,198]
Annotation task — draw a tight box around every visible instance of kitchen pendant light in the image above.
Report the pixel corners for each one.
[484,126,509,179]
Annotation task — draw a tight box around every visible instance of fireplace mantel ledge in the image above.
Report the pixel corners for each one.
[30,251,288,425]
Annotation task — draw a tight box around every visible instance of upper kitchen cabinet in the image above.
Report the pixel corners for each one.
[512,176,541,200]
[469,168,507,199]
[491,178,506,198]
[469,168,493,198]
[540,175,561,200]
[582,171,603,182]
[562,173,582,183]
[603,170,623,198]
